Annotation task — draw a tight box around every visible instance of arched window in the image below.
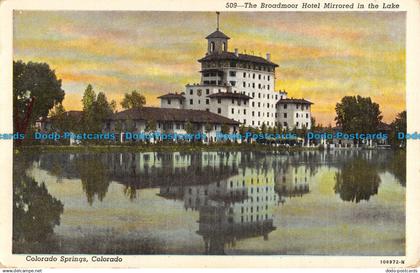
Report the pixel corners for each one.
[210,41,215,52]
[223,42,226,51]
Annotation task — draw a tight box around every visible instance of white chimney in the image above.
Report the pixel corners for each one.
[266,53,271,61]
[234,48,239,57]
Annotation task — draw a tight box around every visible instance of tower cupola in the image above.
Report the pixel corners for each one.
[206,12,230,54]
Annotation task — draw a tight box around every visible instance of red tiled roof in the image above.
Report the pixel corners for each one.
[207,92,252,100]
[199,52,278,67]
[157,93,185,99]
[276,98,313,105]
[110,107,239,125]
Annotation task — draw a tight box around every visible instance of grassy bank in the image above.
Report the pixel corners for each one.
[15,143,320,154]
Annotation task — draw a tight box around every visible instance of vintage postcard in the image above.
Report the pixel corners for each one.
[0,0,419,269]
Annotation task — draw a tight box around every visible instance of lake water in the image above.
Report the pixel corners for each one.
[13,149,405,255]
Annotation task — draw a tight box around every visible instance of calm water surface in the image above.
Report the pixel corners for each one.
[13,150,405,255]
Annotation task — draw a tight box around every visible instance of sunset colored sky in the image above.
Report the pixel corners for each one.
[13,11,405,125]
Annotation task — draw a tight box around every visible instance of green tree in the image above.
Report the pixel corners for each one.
[82,84,96,112]
[185,121,194,135]
[389,111,407,148]
[221,124,230,134]
[335,95,382,134]
[81,86,113,134]
[121,90,146,109]
[260,122,267,134]
[204,123,213,143]
[13,60,65,133]
[145,120,157,132]
[49,104,77,143]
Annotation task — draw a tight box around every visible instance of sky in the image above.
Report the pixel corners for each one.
[13,11,406,125]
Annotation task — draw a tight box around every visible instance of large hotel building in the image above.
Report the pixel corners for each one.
[38,14,313,142]
[158,14,313,130]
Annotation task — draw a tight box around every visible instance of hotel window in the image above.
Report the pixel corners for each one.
[252,121,255,125]
[284,104,287,109]
[268,76,270,81]
[252,111,255,117]
[198,100,201,104]
[244,119,246,123]
[275,113,278,118]
[231,99,234,104]
[258,112,260,117]
[284,113,287,118]
[284,122,288,127]
[252,102,254,107]
[306,113,309,118]
[243,72,246,77]
[206,108,209,112]
[243,82,246,87]
[267,112,269,117]
[296,122,299,127]
[230,81,236,86]
[252,83,255,88]
[218,108,221,114]
[244,101,247,105]
[252,92,255,97]
[275,95,278,100]
[206,89,209,94]
[231,108,234,114]
[306,122,309,127]
[258,102,260,107]
[296,104,299,109]
[253,73,255,79]
[267,85,270,90]
[258,121,260,125]
[180,100,183,105]
[190,99,193,105]
[258,74,261,80]
[167,99,171,105]
[244,109,246,114]
[296,113,299,118]
[258,84,261,89]
[217,98,221,104]
[229,71,236,77]
[189,89,193,95]
[206,99,209,104]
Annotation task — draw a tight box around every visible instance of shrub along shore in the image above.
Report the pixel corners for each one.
[15,143,320,154]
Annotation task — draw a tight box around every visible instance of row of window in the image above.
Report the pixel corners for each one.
[188,88,282,101]
[277,112,310,119]
[202,61,274,72]
[281,104,310,110]
[228,71,271,81]
[241,81,270,90]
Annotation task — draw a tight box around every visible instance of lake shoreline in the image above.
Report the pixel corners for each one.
[14,144,321,154]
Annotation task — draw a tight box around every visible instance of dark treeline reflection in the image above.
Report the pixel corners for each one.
[75,155,111,205]
[15,149,406,254]
[13,153,64,253]
[33,150,406,206]
[334,158,381,203]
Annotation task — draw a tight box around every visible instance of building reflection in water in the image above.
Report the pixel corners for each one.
[29,149,406,254]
